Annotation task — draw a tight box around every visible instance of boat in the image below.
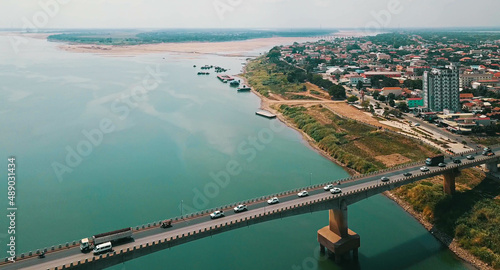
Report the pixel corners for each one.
[197,72,210,75]
[237,85,251,92]
[229,80,240,86]
[217,75,234,81]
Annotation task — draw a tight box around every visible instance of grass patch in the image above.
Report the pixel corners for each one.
[393,170,500,269]
[472,136,500,146]
[279,105,438,173]
[285,94,319,100]
[243,57,307,97]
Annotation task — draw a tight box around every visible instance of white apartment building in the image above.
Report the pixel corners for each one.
[423,66,460,112]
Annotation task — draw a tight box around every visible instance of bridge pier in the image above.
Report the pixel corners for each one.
[443,168,460,195]
[317,200,360,263]
[486,161,499,173]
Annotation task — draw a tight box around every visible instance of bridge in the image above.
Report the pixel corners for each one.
[2,147,499,270]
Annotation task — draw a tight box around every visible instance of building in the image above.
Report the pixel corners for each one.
[363,71,402,78]
[407,98,424,108]
[423,66,460,112]
[380,87,403,97]
[345,74,369,86]
[459,72,493,88]
[471,79,500,89]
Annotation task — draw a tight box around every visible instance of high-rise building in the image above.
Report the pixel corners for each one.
[423,65,460,112]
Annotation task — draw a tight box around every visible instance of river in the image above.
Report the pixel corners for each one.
[0,35,473,270]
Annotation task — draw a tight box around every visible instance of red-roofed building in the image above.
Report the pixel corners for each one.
[460,93,474,99]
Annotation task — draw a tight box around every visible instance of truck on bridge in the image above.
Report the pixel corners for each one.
[80,228,133,253]
[425,155,444,166]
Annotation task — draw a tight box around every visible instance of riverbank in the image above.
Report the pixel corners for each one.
[239,67,360,176]
[241,57,497,270]
[385,191,494,270]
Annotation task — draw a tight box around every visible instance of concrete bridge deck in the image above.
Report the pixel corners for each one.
[2,147,499,270]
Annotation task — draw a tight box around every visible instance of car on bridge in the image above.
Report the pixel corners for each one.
[380,176,389,182]
[210,211,224,219]
[438,163,447,167]
[467,155,475,160]
[323,184,335,191]
[403,172,413,177]
[330,187,342,194]
[233,205,247,213]
[482,147,495,156]
[420,166,430,172]
[453,159,462,164]
[267,197,279,204]
[298,190,309,197]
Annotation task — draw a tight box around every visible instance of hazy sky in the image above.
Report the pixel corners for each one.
[2,0,500,30]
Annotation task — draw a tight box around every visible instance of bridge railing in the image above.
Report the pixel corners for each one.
[156,150,500,225]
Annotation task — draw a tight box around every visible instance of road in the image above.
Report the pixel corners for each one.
[3,148,499,270]
[346,87,480,150]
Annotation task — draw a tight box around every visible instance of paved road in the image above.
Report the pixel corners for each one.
[348,88,480,149]
[3,148,498,270]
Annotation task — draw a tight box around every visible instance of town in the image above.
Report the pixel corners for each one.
[274,32,500,145]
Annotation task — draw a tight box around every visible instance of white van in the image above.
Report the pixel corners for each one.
[93,242,112,255]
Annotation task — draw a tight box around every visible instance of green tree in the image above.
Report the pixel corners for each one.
[347,95,359,103]
[389,99,396,107]
[397,102,409,113]
[361,100,370,110]
[328,84,346,100]
[356,80,364,90]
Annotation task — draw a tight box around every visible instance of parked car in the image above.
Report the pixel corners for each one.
[438,163,447,167]
[233,205,247,213]
[298,191,309,197]
[403,172,413,177]
[267,197,279,205]
[323,184,334,191]
[381,176,390,182]
[420,166,430,172]
[330,187,342,194]
[210,211,224,219]
[453,159,462,164]
[466,155,475,160]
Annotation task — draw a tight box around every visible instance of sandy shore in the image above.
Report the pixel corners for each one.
[38,30,371,56]
[57,36,316,56]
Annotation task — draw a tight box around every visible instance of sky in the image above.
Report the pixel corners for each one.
[1,0,500,30]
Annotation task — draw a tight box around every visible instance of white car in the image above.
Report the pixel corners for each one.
[323,184,334,191]
[267,197,279,204]
[298,190,309,197]
[210,211,224,219]
[331,187,342,194]
[420,166,430,172]
[233,204,247,213]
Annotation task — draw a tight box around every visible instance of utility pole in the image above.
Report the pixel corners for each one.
[180,200,183,218]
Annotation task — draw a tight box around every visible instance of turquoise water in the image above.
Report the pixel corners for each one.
[0,36,472,270]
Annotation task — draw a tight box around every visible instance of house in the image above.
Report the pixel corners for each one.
[381,87,403,97]
[407,98,424,108]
